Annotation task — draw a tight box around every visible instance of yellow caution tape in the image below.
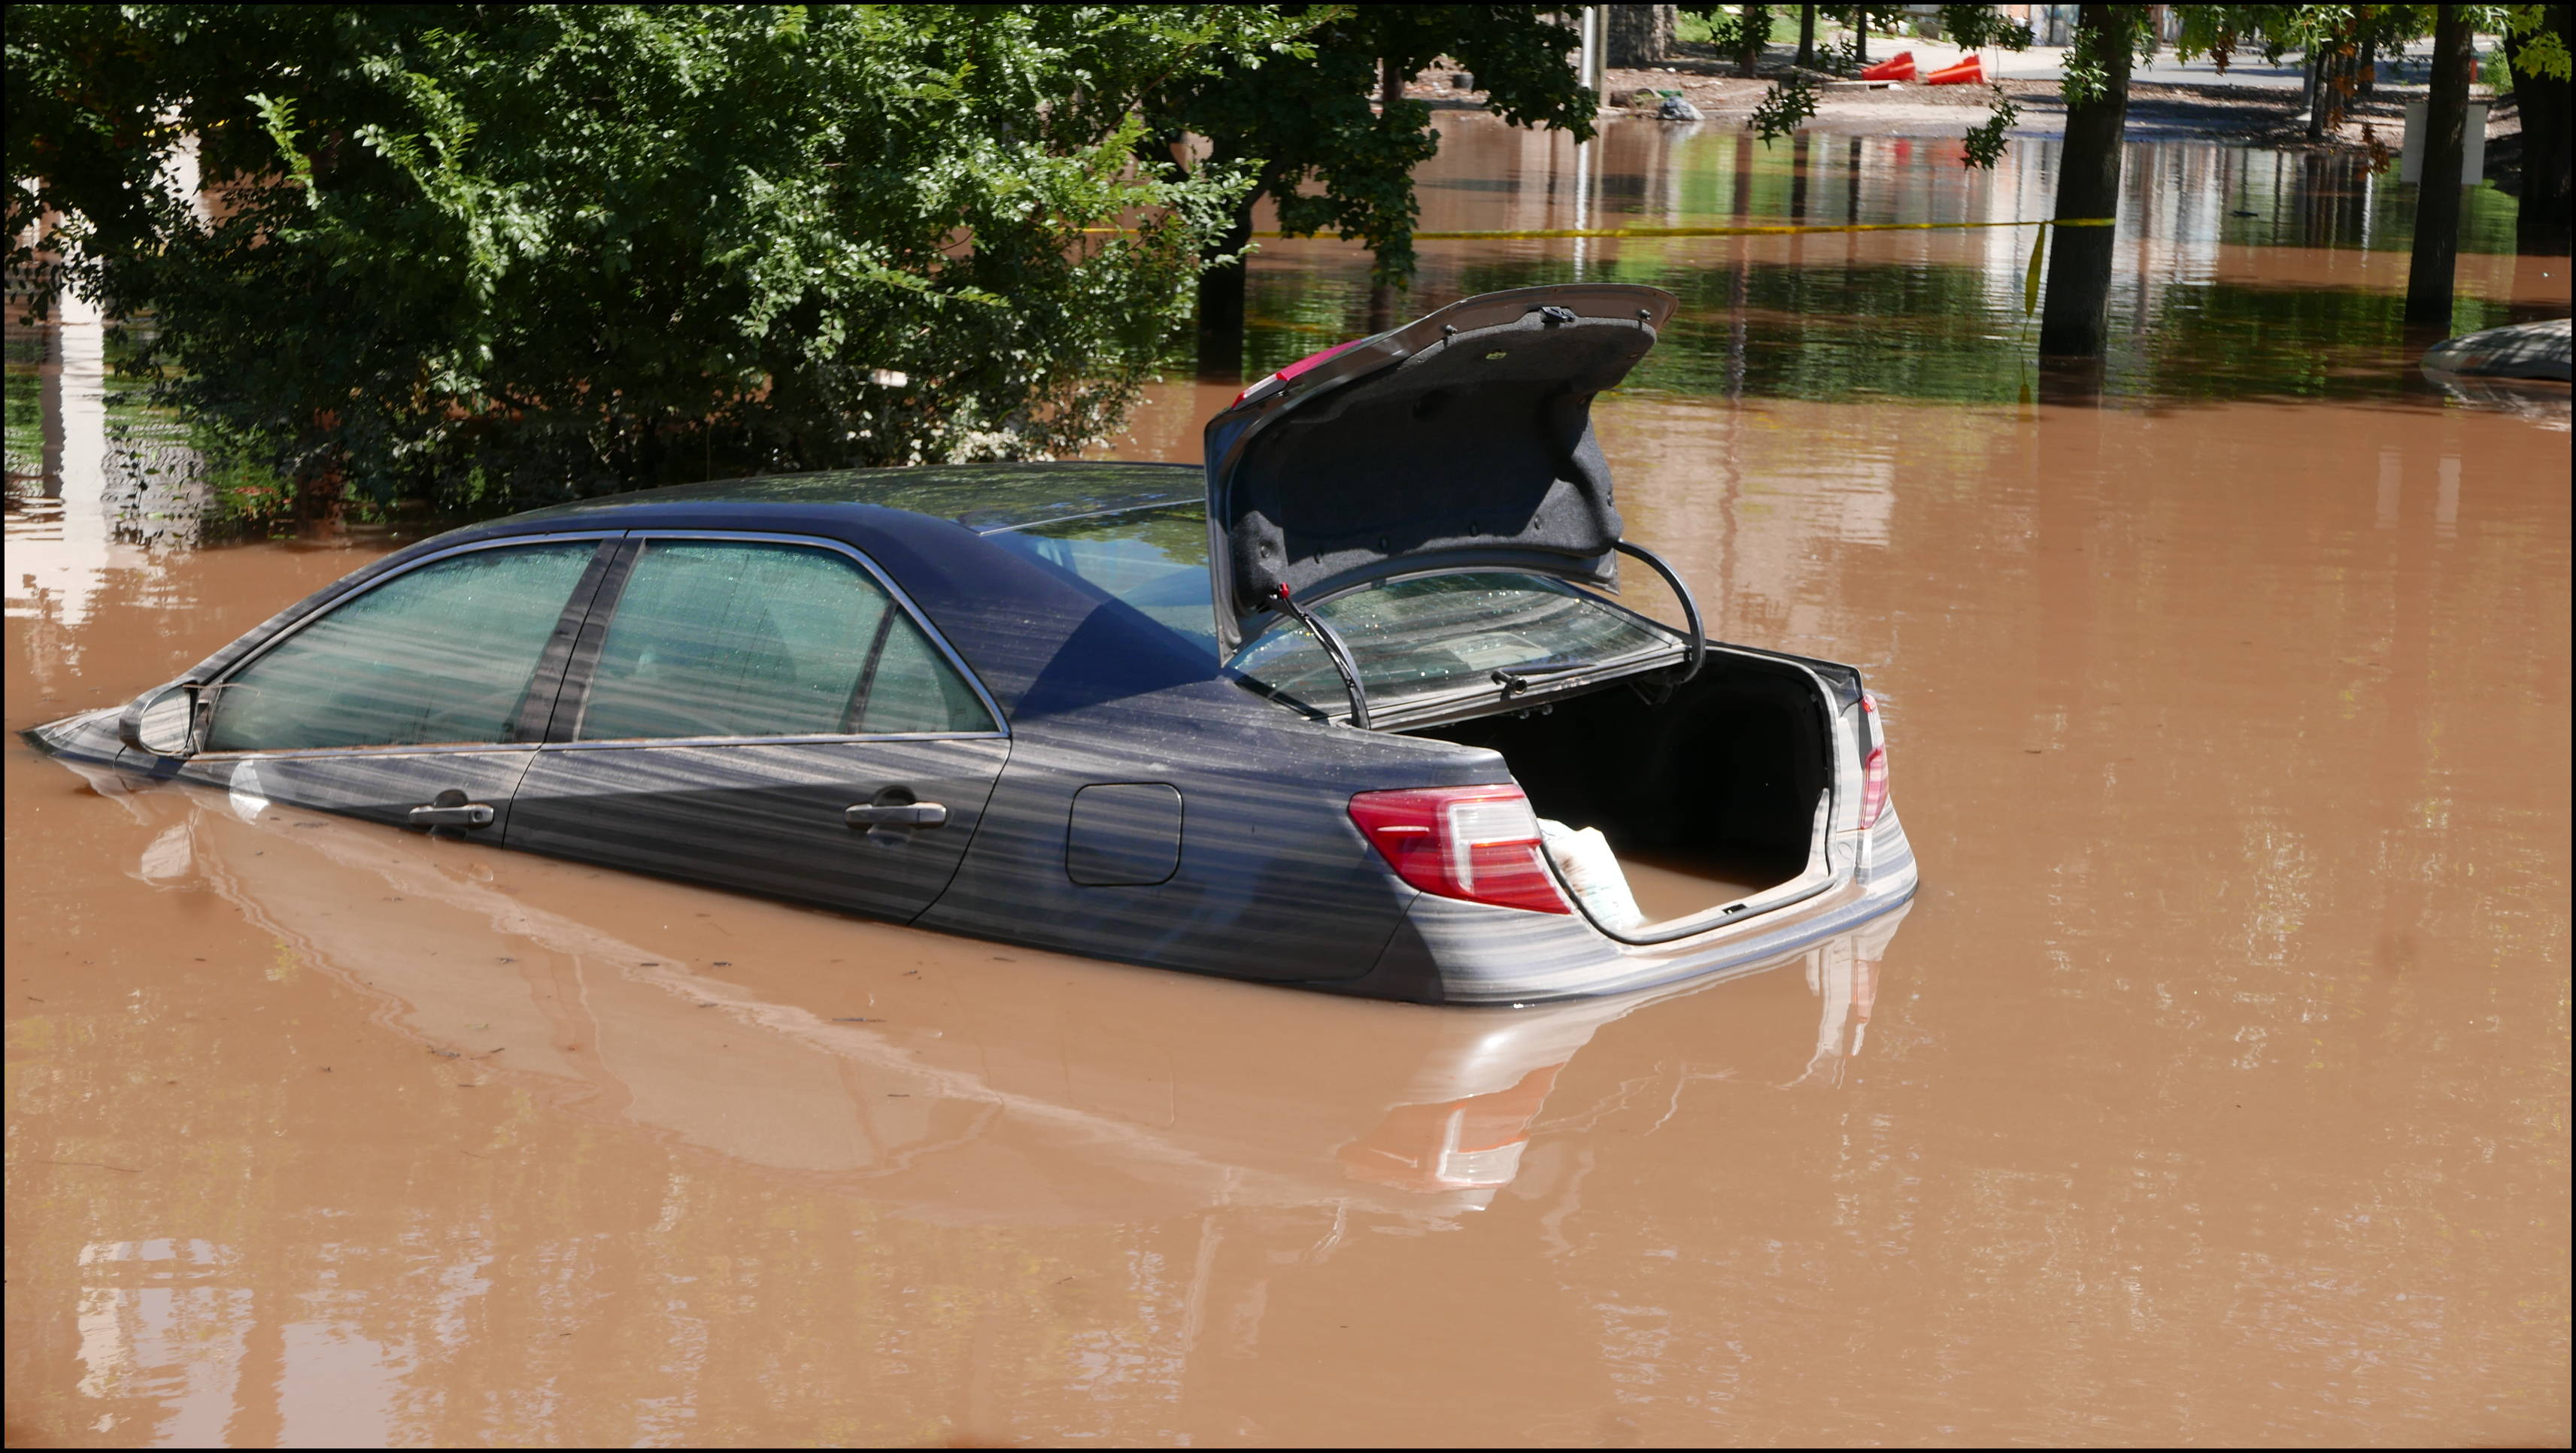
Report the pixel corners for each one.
[1081,215,2113,317]
[1083,217,2116,240]
[2025,224,2049,317]
[1396,217,2115,241]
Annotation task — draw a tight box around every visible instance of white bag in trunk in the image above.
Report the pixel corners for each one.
[1539,819,1646,931]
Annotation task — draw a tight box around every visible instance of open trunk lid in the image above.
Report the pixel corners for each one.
[1203,284,1679,657]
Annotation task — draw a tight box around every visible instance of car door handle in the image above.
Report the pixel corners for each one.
[845,802,948,828]
[409,802,496,828]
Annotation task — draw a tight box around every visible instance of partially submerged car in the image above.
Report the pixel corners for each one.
[27,284,1916,1004]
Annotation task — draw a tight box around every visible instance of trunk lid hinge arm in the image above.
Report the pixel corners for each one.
[1615,540,1707,685]
[1268,586,1373,729]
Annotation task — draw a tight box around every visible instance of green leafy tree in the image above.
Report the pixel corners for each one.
[1749,72,1824,138]
[1148,5,1596,371]
[1679,5,1746,69]
[6,5,1300,510]
[1704,5,1774,74]
[2169,5,2435,138]
[2168,7,2564,135]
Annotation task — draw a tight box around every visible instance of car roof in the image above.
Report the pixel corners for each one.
[500,460,1200,534]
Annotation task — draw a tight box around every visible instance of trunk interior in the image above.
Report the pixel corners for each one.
[1412,657,1834,935]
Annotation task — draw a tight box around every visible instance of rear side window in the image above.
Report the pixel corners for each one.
[205,541,599,752]
[862,611,997,733]
[574,541,994,741]
[986,504,1216,654]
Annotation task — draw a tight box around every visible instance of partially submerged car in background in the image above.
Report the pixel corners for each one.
[28,284,1916,1004]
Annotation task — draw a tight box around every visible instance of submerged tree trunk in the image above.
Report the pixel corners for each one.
[2511,4,2573,254]
[291,441,348,535]
[2405,6,2474,326]
[1798,5,1816,67]
[2039,5,2133,356]
[1367,57,1404,332]
[1196,192,1255,380]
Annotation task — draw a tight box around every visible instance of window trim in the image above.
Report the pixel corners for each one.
[538,529,1010,751]
[193,531,625,761]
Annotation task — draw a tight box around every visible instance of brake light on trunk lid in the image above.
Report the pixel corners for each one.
[1349,786,1572,914]
[1230,338,1367,407]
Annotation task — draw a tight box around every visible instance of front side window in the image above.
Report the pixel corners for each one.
[573,541,994,742]
[205,541,600,752]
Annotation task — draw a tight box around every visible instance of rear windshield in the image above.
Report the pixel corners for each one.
[1235,572,1680,713]
[985,504,1679,711]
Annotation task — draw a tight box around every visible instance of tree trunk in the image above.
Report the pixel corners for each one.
[2511,4,2572,254]
[1739,5,1768,76]
[1798,5,1816,68]
[1196,193,1255,380]
[2405,6,2474,326]
[1855,7,1868,64]
[2332,47,2349,136]
[292,444,347,535]
[2039,5,2133,357]
[2358,34,2378,99]
[1604,5,1676,68]
[1367,57,1404,332]
[2304,49,2327,140]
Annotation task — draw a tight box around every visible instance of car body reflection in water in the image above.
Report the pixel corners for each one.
[71,756,1905,1230]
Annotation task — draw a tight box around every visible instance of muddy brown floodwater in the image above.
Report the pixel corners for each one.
[8,119,2570,1447]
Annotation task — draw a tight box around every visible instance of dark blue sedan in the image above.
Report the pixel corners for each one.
[29,284,1916,1003]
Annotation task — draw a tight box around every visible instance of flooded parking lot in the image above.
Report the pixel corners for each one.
[8,117,2568,1445]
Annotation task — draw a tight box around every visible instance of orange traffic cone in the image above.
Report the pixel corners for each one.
[1925,54,1985,85]
[1859,51,1916,82]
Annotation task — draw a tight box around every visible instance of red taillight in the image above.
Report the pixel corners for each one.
[1855,693,1889,829]
[1349,786,1572,915]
